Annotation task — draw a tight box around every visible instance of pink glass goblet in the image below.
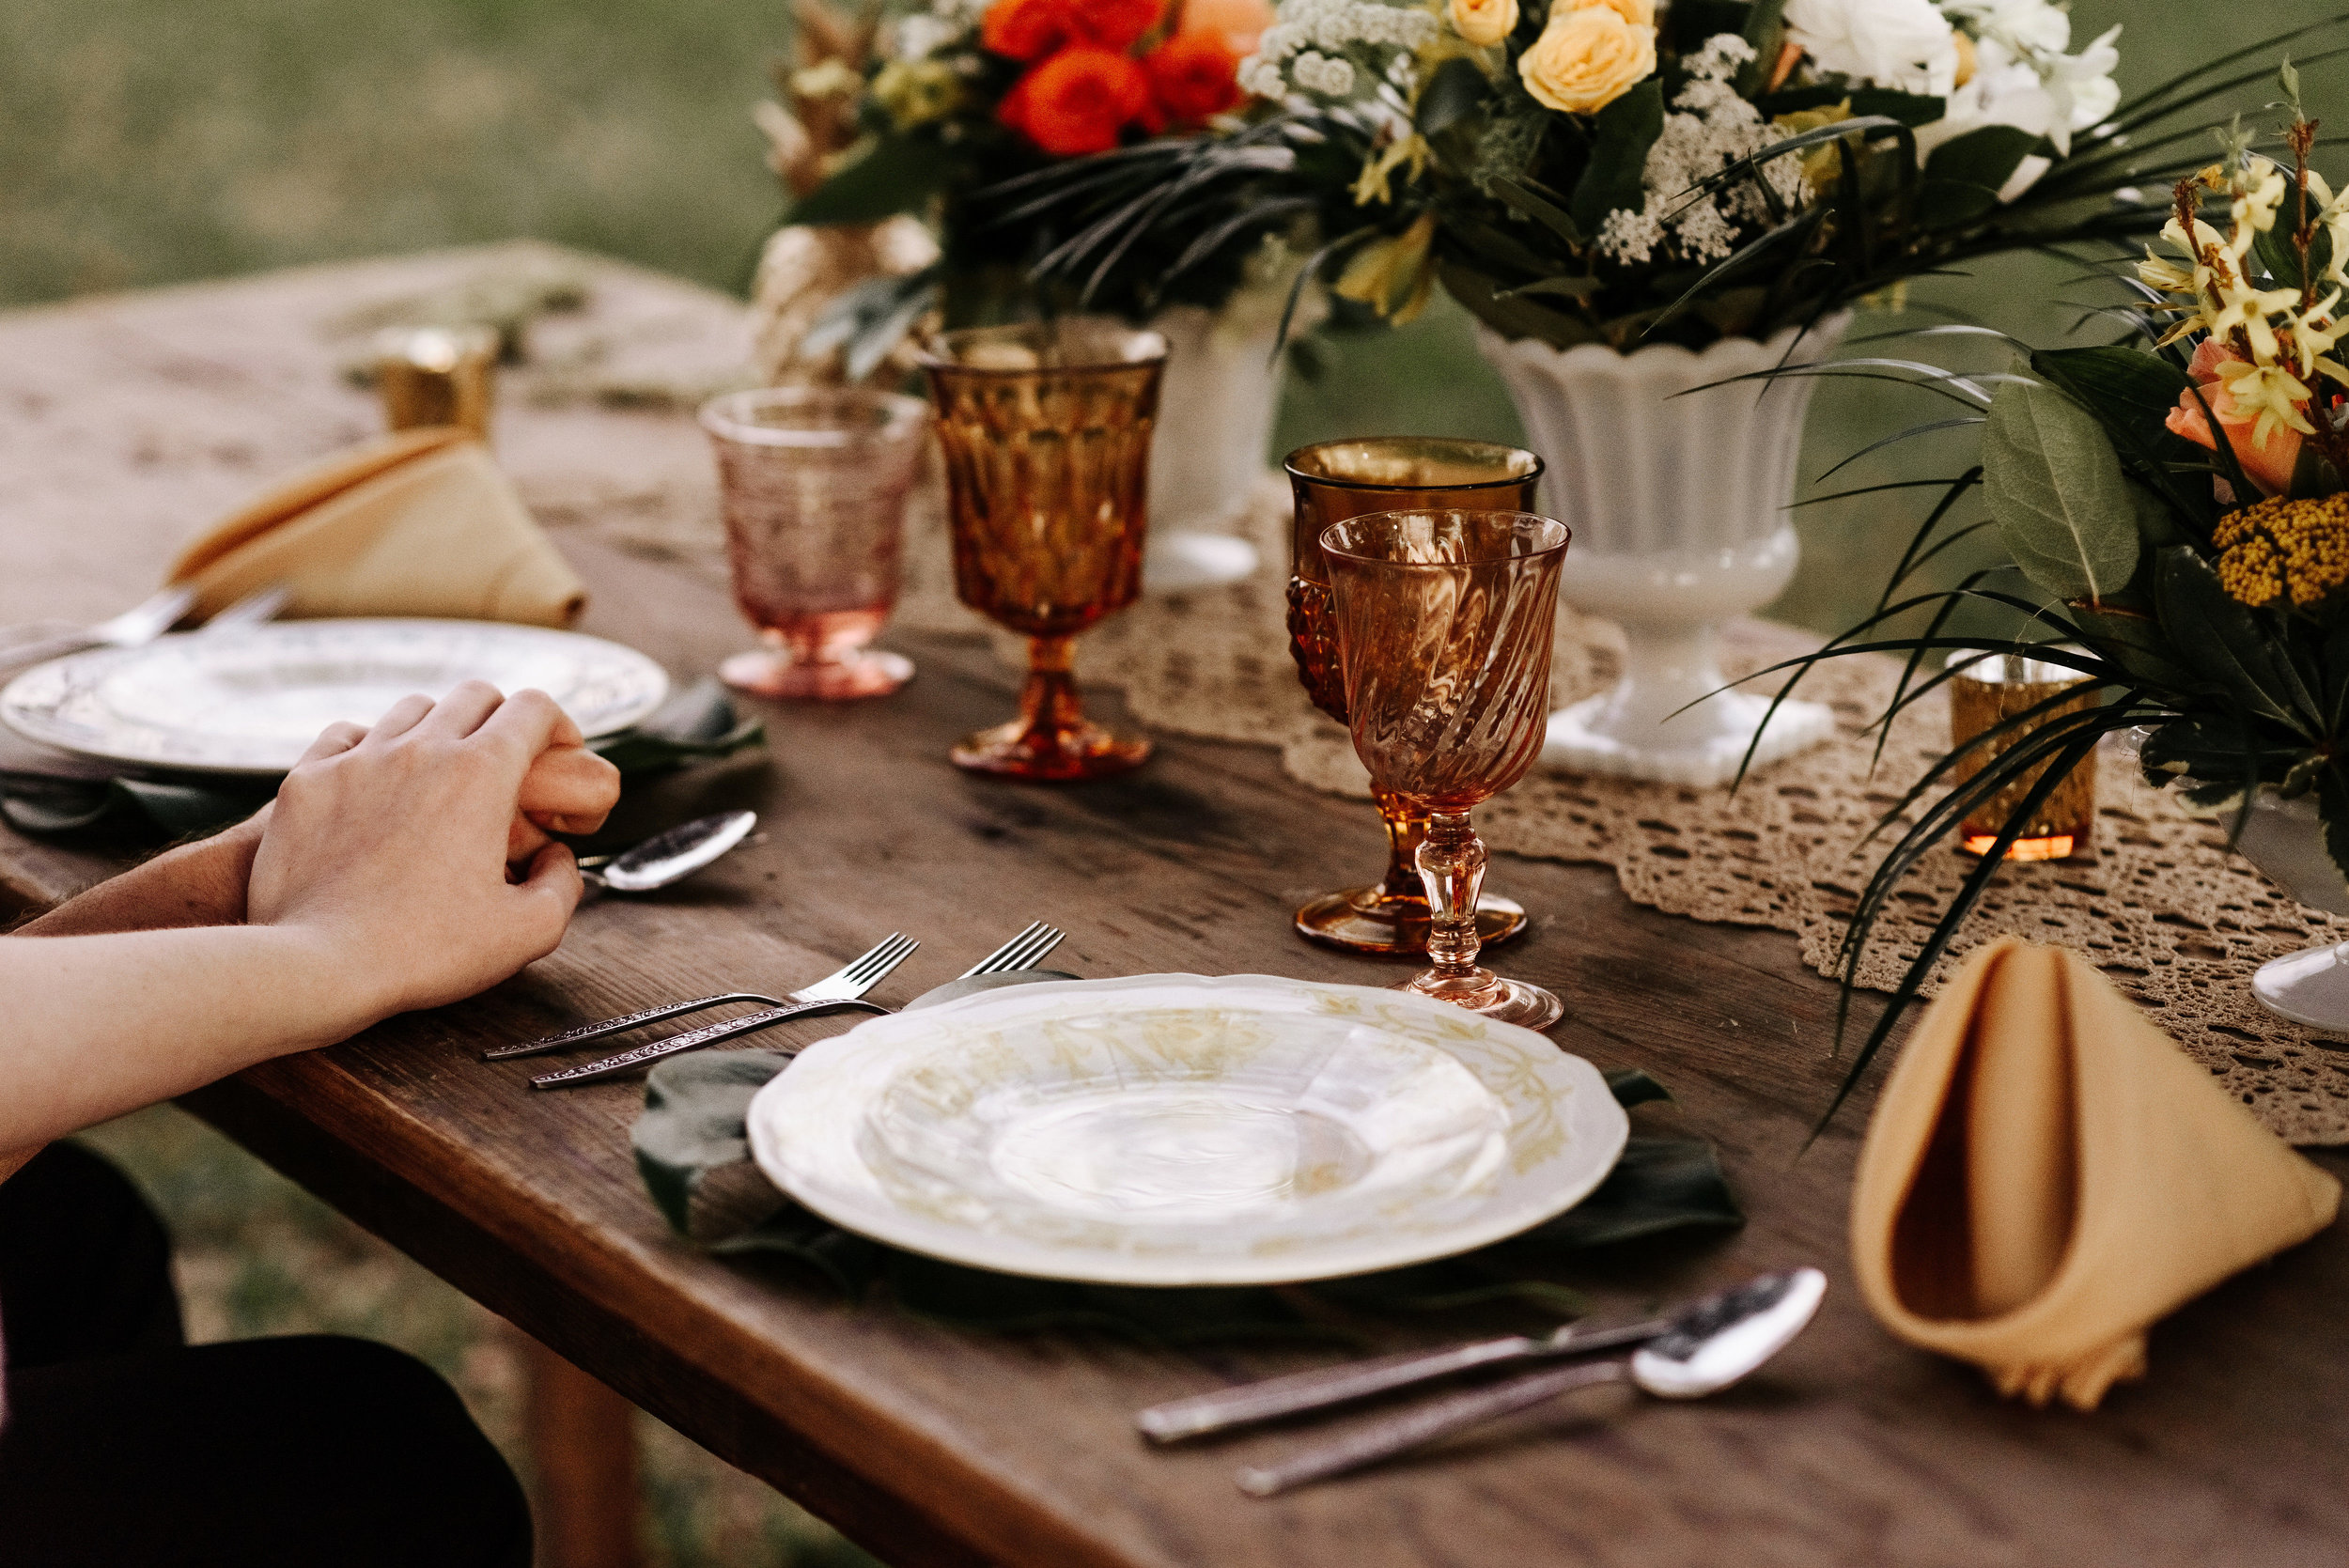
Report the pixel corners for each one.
[700,387,928,701]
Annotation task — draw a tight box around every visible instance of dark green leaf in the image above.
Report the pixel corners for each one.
[791,134,947,226]
[1916,124,2046,226]
[1437,258,1600,347]
[1846,88,1946,127]
[1416,55,1488,140]
[589,678,767,777]
[1604,1067,1673,1108]
[1506,1139,1743,1250]
[1568,80,1665,235]
[1736,0,1789,96]
[1489,175,1586,248]
[2155,546,2319,733]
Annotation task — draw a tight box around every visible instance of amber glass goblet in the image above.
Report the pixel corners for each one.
[921,319,1166,781]
[701,388,929,700]
[1323,509,1570,1031]
[1283,438,1544,955]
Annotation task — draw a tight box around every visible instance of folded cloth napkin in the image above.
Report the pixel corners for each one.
[164,427,585,627]
[1850,938,2341,1410]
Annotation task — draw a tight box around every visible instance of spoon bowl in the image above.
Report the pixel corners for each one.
[581,810,757,893]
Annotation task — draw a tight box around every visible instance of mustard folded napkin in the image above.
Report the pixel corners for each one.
[1851,939,2341,1411]
[165,427,585,627]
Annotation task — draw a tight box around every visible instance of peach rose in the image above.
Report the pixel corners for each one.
[1518,5,1657,116]
[1448,0,1518,48]
[2167,338,2305,498]
[1576,0,1656,23]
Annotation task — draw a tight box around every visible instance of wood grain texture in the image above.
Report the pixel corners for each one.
[7,252,2347,1568]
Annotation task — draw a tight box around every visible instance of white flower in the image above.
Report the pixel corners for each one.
[1597,36,1809,267]
[1784,0,1960,96]
[1915,1,2122,196]
[1242,0,1439,101]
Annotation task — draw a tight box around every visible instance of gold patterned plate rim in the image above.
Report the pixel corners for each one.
[0,618,670,777]
[746,973,1628,1287]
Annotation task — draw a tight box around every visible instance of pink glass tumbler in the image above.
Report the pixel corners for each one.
[700,387,928,700]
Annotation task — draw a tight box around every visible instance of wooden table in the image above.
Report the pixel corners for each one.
[5,250,2346,1568]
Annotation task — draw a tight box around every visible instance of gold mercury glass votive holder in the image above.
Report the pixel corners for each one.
[375,324,498,441]
[1947,649,2098,862]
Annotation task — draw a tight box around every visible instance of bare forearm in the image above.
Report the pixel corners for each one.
[0,924,384,1154]
[15,819,264,938]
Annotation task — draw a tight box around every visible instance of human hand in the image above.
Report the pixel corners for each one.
[246,683,611,1018]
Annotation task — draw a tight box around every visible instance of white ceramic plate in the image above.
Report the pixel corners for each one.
[0,618,669,776]
[746,974,1628,1286]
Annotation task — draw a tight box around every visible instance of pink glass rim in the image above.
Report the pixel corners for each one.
[698,387,928,448]
[1283,437,1544,491]
[1320,509,1570,567]
[916,318,1169,376]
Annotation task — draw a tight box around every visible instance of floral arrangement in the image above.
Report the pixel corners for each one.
[1014,4,2344,355]
[782,0,1372,369]
[1739,79,2349,1120]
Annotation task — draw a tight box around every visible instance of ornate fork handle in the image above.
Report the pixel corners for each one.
[1235,1359,1626,1498]
[526,998,889,1089]
[482,992,786,1061]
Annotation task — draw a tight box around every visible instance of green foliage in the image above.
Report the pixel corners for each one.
[1981,380,2142,602]
[1567,81,1665,236]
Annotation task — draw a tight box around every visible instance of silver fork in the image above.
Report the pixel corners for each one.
[200,582,291,631]
[0,584,196,674]
[521,922,1064,1089]
[487,918,1062,1062]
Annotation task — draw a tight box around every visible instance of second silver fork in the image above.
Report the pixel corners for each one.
[517,922,1066,1089]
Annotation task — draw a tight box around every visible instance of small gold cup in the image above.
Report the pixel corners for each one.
[375,325,498,441]
[1947,649,2097,862]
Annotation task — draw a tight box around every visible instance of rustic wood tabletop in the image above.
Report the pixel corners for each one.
[3,248,2344,1568]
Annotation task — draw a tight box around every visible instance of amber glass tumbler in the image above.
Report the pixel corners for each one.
[701,387,928,700]
[1283,438,1544,955]
[1324,509,1570,1031]
[1947,649,2098,861]
[921,319,1166,781]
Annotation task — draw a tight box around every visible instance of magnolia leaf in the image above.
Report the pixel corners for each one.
[2031,345,2193,427]
[1983,379,2141,603]
[2070,602,2198,689]
[1437,258,1600,347]
[2154,546,2319,733]
[1845,88,1946,127]
[1569,80,1665,235]
[1489,175,1585,247]
[1496,274,1601,302]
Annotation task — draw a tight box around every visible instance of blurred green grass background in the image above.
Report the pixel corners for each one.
[5,2,2340,1564]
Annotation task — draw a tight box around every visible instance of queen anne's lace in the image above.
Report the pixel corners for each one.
[1239,0,1439,101]
[1596,36,1809,267]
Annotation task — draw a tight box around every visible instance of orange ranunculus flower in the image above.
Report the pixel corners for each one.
[1070,0,1172,52]
[1001,47,1157,156]
[1143,33,1243,124]
[983,0,1076,62]
[1177,0,1273,54]
[2167,338,2306,498]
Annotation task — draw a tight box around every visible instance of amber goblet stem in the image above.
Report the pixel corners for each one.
[1374,797,1432,912]
[1018,635,1085,750]
[1413,813,1496,1003]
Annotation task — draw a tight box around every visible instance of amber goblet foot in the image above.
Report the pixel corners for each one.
[952,635,1150,781]
[1322,507,1571,1029]
[1292,795,1527,954]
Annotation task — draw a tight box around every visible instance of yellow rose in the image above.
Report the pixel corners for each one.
[1448,0,1518,48]
[1575,0,1655,23]
[1517,6,1657,116]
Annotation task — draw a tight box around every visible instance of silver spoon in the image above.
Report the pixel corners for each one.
[1234,1267,1827,1498]
[576,810,756,893]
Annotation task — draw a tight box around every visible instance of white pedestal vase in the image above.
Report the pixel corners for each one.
[1477,319,1846,787]
[1141,303,1283,594]
[2227,789,2349,1030]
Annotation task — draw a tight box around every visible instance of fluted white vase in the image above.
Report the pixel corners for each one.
[1141,303,1279,594]
[1478,318,1846,787]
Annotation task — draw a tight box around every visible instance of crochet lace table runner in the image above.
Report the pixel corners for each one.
[887,473,2349,1144]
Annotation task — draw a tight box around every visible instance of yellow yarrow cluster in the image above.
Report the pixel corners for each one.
[2214,494,2349,608]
